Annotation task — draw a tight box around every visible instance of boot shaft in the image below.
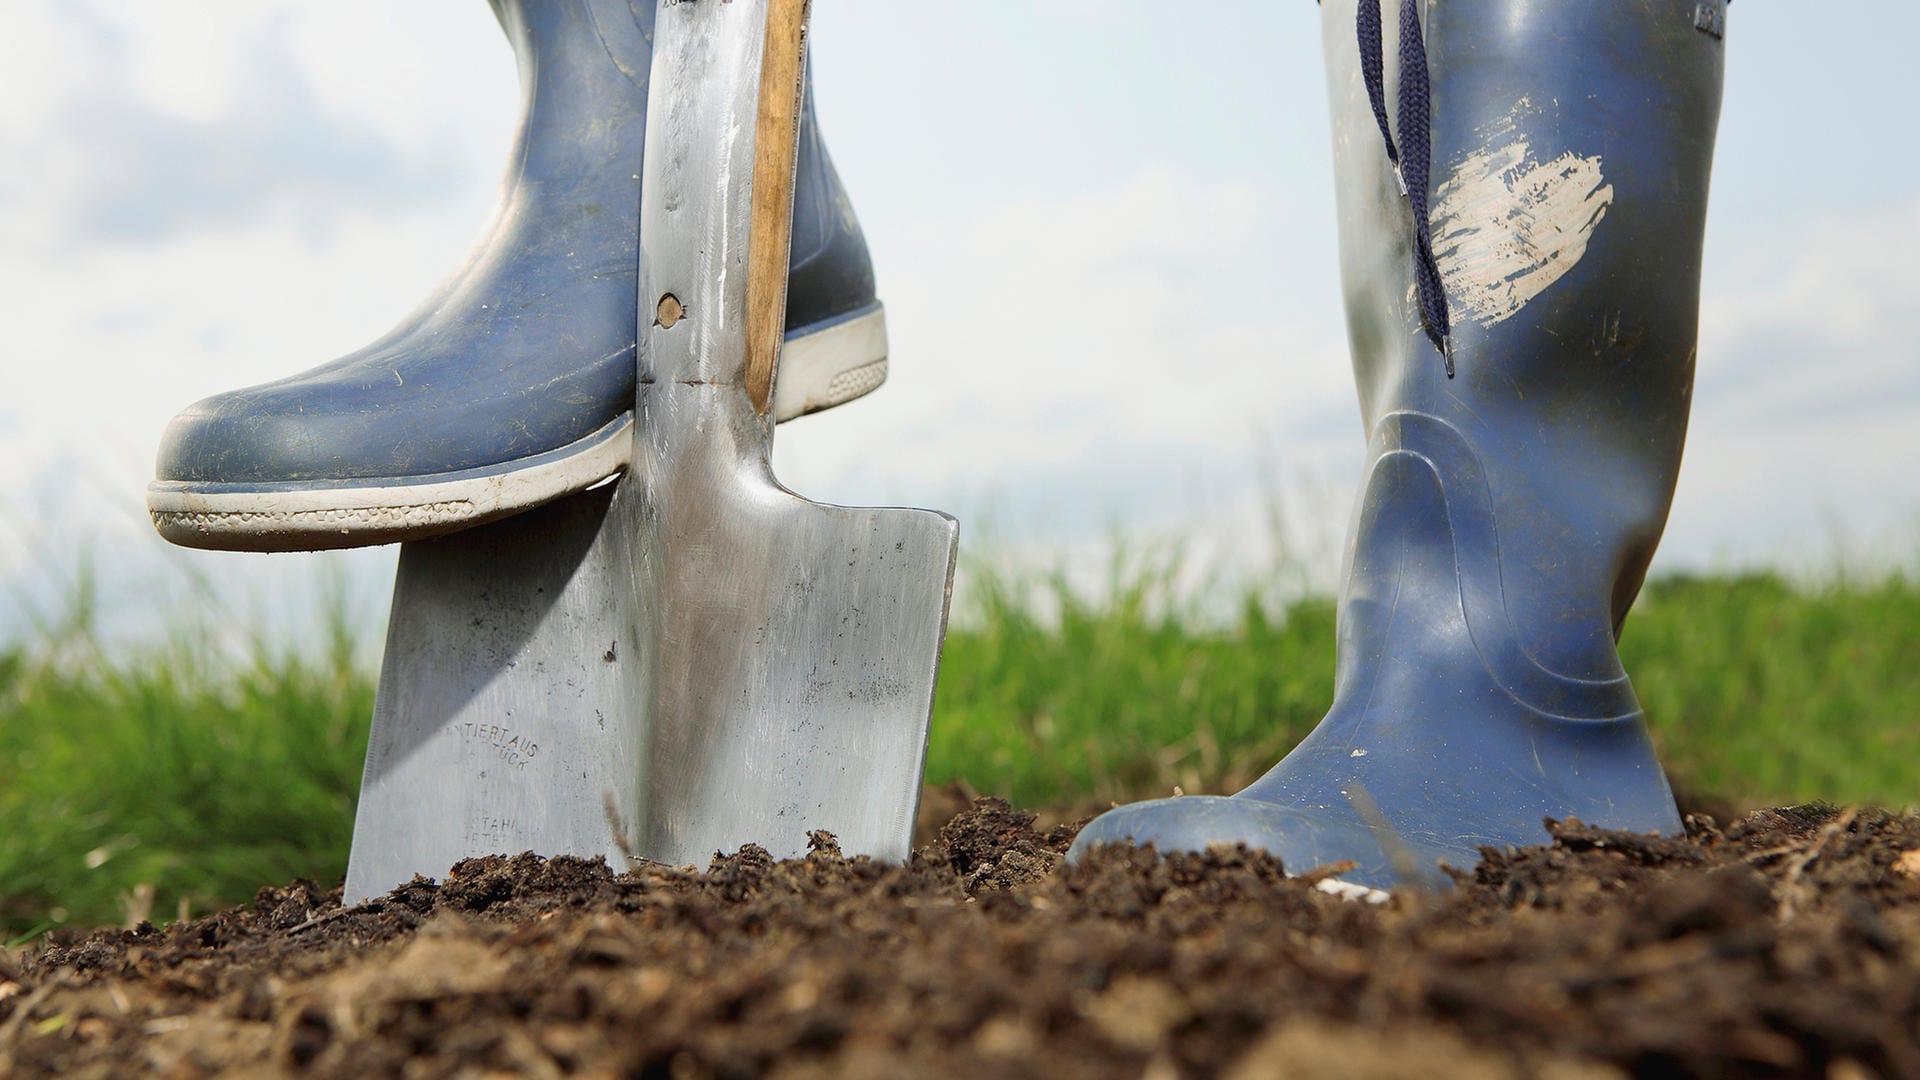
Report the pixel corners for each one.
[487,0,654,186]
[1323,0,1725,677]
[486,0,874,323]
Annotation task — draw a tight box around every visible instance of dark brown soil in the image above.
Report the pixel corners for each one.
[4,799,1919,1079]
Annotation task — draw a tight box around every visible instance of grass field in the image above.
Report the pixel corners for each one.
[3,557,1917,935]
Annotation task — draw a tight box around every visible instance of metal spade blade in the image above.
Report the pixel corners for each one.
[341,0,956,900]
[343,484,651,902]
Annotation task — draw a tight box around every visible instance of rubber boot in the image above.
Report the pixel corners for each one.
[1070,0,1726,889]
[148,0,886,552]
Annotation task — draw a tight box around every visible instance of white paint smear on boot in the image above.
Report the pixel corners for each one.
[1429,107,1613,327]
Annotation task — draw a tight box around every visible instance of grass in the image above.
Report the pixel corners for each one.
[0,574,372,934]
[1624,570,1920,811]
[929,555,1920,814]
[3,555,1917,933]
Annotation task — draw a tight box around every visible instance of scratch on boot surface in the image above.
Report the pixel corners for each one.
[1428,100,1613,327]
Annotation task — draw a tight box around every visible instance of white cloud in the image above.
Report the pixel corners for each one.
[1671,200,1920,571]
[776,170,1356,508]
[0,2,508,647]
[2,1,1916,652]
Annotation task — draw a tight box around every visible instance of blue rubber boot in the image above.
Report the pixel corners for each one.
[149,0,885,551]
[1070,0,1727,889]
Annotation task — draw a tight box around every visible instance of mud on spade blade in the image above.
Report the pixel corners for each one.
[343,0,957,901]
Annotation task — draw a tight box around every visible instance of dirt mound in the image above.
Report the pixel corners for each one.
[4,800,1918,1078]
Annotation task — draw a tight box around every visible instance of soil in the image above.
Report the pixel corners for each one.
[4,798,1919,1079]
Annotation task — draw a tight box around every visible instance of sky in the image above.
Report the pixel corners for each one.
[1,1,1917,651]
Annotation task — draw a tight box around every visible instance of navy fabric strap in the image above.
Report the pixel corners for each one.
[1357,0,1454,376]
[1355,0,1398,180]
[1396,0,1451,375]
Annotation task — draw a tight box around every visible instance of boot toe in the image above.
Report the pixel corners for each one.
[155,341,630,489]
[148,366,634,551]
[158,386,407,487]
[1068,795,1451,890]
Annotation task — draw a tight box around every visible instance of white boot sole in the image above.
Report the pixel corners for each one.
[148,305,888,552]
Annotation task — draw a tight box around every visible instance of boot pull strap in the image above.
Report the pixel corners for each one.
[1357,0,1454,378]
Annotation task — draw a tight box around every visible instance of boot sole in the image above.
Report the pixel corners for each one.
[148,304,889,552]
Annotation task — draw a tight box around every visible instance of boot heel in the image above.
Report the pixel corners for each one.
[772,302,889,421]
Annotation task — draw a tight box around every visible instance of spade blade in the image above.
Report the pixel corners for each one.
[635,402,957,865]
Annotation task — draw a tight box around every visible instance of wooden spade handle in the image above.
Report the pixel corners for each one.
[744,0,812,416]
